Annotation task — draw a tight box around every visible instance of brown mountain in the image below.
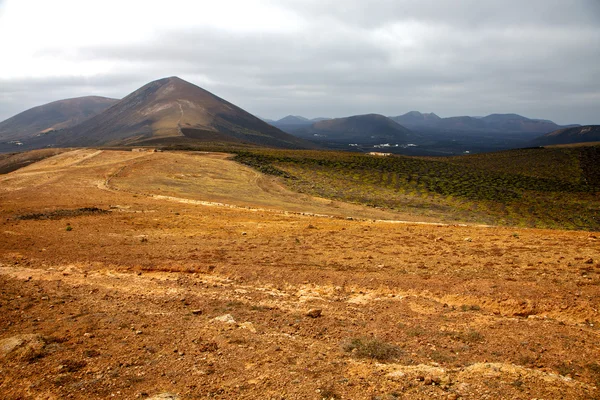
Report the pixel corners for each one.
[0,96,118,142]
[533,125,600,146]
[57,77,310,149]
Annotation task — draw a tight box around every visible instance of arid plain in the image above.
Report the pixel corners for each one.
[1,149,599,399]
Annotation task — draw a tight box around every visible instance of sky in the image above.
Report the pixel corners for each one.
[0,0,599,125]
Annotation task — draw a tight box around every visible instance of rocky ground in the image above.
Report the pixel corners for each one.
[0,149,599,399]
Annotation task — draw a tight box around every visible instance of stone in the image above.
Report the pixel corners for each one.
[213,314,236,324]
[239,322,257,333]
[306,309,322,318]
[147,394,180,400]
[0,334,46,360]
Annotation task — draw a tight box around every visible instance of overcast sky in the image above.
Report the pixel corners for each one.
[1,0,599,124]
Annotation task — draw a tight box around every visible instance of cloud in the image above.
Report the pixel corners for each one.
[0,0,599,124]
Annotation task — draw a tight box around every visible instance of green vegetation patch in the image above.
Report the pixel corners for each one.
[233,147,600,230]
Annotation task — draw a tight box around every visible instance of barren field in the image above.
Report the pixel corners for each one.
[0,149,599,399]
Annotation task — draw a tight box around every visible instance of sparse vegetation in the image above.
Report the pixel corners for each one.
[17,207,109,221]
[342,337,403,361]
[233,146,600,230]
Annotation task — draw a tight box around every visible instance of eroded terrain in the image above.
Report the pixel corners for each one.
[0,149,599,399]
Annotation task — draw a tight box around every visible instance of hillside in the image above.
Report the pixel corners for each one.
[533,125,600,146]
[295,114,416,144]
[47,77,311,149]
[0,149,598,399]
[440,145,600,185]
[234,146,600,230]
[0,96,118,143]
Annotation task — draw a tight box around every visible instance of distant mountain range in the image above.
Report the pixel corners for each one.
[0,81,596,155]
[268,111,578,136]
[391,111,578,134]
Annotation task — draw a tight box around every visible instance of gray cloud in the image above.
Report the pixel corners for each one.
[1,0,599,125]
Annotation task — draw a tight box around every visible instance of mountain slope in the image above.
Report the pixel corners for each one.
[297,114,415,143]
[57,77,311,149]
[390,111,441,127]
[0,96,119,142]
[480,114,561,133]
[533,125,600,146]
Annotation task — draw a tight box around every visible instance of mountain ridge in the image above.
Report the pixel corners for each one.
[32,77,312,150]
[0,96,119,143]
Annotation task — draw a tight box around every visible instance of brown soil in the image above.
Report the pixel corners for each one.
[0,149,599,399]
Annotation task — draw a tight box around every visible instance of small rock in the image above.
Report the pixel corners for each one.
[191,309,203,315]
[447,394,459,400]
[135,331,143,335]
[424,376,433,385]
[386,370,406,380]
[463,237,472,242]
[239,322,257,333]
[147,394,180,400]
[0,334,45,360]
[241,232,247,236]
[585,258,594,264]
[306,309,322,318]
[213,314,236,324]
[455,382,470,394]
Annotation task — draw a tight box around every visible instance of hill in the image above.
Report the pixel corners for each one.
[59,77,311,149]
[22,77,311,150]
[0,96,118,144]
[234,145,600,230]
[294,114,415,144]
[390,111,441,127]
[276,115,311,125]
[533,125,600,146]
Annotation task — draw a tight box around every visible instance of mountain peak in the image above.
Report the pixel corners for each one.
[52,77,311,149]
